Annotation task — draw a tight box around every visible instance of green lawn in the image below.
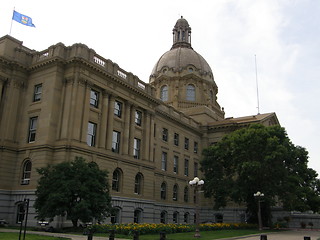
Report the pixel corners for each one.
[96,229,276,240]
[0,232,70,240]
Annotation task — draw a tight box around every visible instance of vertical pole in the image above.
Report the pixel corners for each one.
[255,54,260,114]
[257,198,262,231]
[194,184,200,238]
[9,8,15,35]
[23,199,29,240]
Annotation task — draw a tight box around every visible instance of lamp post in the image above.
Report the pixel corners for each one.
[254,191,264,231]
[189,177,204,238]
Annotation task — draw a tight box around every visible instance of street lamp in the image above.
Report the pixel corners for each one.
[254,191,264,230]
[189,177,204,238]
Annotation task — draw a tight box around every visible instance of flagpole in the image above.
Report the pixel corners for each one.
[9,7,15,35]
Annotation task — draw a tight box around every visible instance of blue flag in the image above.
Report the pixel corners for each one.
[12,10,35,27]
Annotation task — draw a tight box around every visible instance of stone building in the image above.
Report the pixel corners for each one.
[0,17,278,227]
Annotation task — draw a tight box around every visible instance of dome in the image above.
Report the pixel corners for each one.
[150,47,213,79]
[149,16,215,84]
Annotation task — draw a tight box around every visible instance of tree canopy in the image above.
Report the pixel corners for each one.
[201,124,320,224]
[34,156,112,227]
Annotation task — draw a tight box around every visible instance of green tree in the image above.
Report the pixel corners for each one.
[34,156,112,227]
[201,124,320,225]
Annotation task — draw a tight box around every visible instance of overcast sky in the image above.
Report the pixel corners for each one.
[1,0,319,174]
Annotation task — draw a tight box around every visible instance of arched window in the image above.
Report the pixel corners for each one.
[160,85,168,101]
[173,211,179,223]
[134,208,143,223]
[186,84,195,101]
[134,173,143,195]
[184,212,189,223]
[111,207,121,224]
[21,160,32,185]
[215,213,223,223]
[173,184,178,201]
[184,186,189,202]
[160,211,167,224]
[160,182,167,200]
[16,202,26,223]
[112,168,122,192]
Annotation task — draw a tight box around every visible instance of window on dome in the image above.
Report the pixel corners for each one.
[160,85,168,101]
[186,84,195,101]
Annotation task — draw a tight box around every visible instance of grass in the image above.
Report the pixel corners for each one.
[0,232,70,240]
[96,229,277,240]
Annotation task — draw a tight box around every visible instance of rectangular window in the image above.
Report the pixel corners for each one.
[194,141,198,153]
[184,159,189,176]
[173,155,179,174]
[87,122,97,146]
[28,117,38,143]
[184,137,189,150]
[162,128,168,142]
[133,138,141,159]
[112,131,121,153]
[174,133,179,146]
[194,162,198,177]
[135,110,142,126]
[90,89,99,108]
[33,84,42,102]
[161,152,167,171]
[114,101,122,117]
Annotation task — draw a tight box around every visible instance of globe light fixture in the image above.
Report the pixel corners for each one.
[189,177,204,238]
[254,191,264,230]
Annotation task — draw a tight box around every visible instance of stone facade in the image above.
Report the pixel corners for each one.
[0,18,279,227]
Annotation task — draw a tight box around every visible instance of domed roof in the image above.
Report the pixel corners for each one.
[150,16,215,84]
[151,47,213,77]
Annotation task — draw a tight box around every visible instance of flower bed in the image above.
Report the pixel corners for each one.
[91,223,257,235]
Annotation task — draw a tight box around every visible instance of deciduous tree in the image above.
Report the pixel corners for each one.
[201,124,320,225]
[34,157,112,227]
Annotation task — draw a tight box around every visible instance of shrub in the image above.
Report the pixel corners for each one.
[91,223,257,235]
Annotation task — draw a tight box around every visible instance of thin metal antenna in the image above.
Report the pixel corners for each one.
[255,54,260,114]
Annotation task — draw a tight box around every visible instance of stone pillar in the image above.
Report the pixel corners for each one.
[143,111,151,160]
[122,101,131,155]
[0,78,23,141]
[80,80,91,143]
[106,95,115,150]
[60,77,75,140]
[149,113,155,161]
[128,104,136,157]
[99,90,109,148]
[0,78,4,102]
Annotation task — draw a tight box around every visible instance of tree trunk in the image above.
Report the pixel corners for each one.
[71,219,78,228]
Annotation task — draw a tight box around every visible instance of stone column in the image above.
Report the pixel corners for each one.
[143,111,151,160]
[149,113,155,162]
[80,80,91,143]
[99,90,109,148]
[0,78,4,102]
[60,77,75,140]
[122,101,131,155]
[128,104,136,157]
[0,78,23,141]
[106,95,115,150]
